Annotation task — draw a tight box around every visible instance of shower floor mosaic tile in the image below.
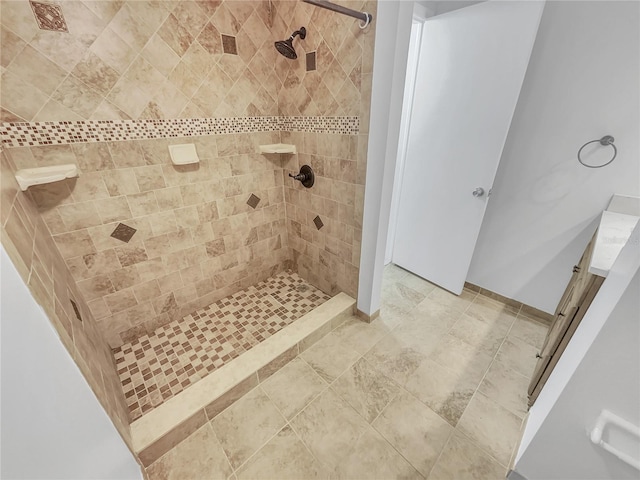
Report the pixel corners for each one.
[114,271,331,421]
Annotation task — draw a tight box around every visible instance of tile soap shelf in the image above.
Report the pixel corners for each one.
[168,143,200,165]
[14,164,78,191]
[259,143,297,154]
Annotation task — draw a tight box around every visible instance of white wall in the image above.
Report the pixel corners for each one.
[358,0,414,315]
[467,0,640,313]
[0,247,142,480]
[418,0,483,16]
[385,18,425,265]
[513,223,640,479]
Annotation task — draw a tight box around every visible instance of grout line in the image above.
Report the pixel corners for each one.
[207,422,236,477]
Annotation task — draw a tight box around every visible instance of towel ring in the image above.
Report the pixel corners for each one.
[577,135,617,168]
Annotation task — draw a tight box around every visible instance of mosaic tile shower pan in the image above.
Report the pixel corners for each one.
[114,270,331,420]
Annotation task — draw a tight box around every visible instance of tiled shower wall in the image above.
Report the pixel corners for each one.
[6,133,289,348]
[0,149,132,445]
[0,0,371,122]
[278,1,375,297]
[1,0,283,121]
[0,0,376,430]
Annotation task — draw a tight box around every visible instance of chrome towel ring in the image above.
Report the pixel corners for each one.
[577,135,617,168]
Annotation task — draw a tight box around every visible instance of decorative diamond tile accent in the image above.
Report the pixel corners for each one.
[70,299,82,322]
[110,223,137,243]
[0,116,359,148]
[306,51,317,72]
[246,193,260,209]
[113,270,331,420]
[30,1,68,32]
[313,215,324,230]
[221,34,237,55]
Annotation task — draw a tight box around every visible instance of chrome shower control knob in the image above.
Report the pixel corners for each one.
[472,187,485,197]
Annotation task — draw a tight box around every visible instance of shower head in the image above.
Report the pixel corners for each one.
[275,27,306,59]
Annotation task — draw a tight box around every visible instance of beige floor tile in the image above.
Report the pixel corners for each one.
[373,306,410,331]
[426,287,476,314]
[301,332,361,383]
[383,263,410,285]
[261,357,327,420]
[457,392,523,466]
[495,336,539,378]
[332,357,401,423]
[210,387,286,470]
[465,296,518,329]
[373,391,452,477]
[479,359,529,418]
[407,297,463,330]
[428,431,507,480]
[146,424,232,480]
[398,272,437,296]
[236,425,329,480]
[331,317,388,355]
[404,357,479,426]
[429,334,494,384]
[390,315,450,356]
[333,427,423,479]
[289,388,370,469]
[449,313,511,357]
[364,335,426,386]
[509,315,549,349]
[382,281,426,314]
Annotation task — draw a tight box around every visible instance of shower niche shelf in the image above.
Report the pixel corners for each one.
[259,143,297,154]
[14,164,78,191]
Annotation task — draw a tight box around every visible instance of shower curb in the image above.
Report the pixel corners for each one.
[130,292,356,467]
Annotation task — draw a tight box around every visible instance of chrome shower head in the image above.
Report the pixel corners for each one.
[275,27,306,59]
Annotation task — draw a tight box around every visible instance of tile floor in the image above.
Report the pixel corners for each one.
[114,271,331,420]
[145,264,549,479]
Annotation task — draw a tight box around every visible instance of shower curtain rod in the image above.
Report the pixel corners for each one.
[302,0,373,28]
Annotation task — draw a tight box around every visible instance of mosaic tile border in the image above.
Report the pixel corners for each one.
[0,116,360,148]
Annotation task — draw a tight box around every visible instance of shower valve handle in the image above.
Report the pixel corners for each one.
[289,165,315,188]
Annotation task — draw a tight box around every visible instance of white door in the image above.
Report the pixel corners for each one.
[392,1,544,294]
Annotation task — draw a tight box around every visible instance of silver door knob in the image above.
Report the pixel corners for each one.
[472,187,485,197]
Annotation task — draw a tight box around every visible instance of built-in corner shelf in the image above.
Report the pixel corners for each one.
[14,164,78,191]
[259,143,297,154]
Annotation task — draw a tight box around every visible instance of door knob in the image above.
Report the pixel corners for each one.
[472,187,485,197]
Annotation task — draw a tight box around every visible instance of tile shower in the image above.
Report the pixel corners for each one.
[0,0,376,455]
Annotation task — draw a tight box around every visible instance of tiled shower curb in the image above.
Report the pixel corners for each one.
[131,292,355,467]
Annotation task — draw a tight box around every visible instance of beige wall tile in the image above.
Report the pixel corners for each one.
[109,4,155,51]
[127,192,159,217]
[53,229,97,258]
[7,44,68,95]
[102,169,140,197]
[0,69,49,121]
[62,1,107,48]
[104,288,138,313]
[58,201,103,230]
[52,75,103,119]
[0,1,40,42]
[72,51,120,96]
[89,26,136,74]
[94,196,132,223]
[141,34,181,77]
